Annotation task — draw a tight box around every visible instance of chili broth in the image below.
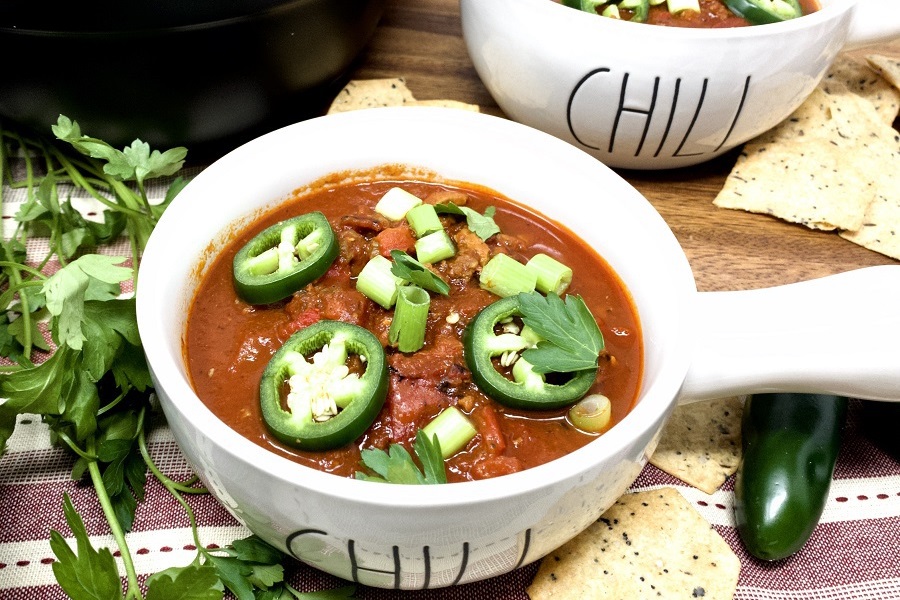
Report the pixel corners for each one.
[185,176,643,483]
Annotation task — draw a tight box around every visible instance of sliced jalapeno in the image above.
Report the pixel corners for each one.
[723,0,802,24]
[562,0,650,22]
[463,295,597,410]
[233,211,338,304]
[260,320,388,451]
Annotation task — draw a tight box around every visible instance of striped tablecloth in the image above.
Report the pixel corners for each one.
[1,168,899,600]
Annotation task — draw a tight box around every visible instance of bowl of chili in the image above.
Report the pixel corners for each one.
[460,0,900,170]
[136,107,900,589]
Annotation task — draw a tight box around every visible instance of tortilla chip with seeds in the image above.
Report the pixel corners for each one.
[327,78,417,114]
[714,84,893,232]
[527,488,740,600]
[649,396,743,495]
[866,54,900,93]
[822,54,899,124]
[406,99,480,111]
[327,78,480,115]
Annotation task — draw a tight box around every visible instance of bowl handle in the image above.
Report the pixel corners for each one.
[678,265,900,404]
[844,0,900,50]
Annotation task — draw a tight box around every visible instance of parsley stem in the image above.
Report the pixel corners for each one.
[54,430,98,461]
[139,424,208,495]
[86,436,145,600]
[0,244,36,357]
[98,385,130,417]
[138,426,207,557]
[0,260,47,279]
[49,149,148,221]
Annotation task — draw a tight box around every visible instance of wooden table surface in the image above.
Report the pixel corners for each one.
[349,0,898,293]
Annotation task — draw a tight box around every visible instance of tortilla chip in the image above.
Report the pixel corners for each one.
[714,83,896,233]
[839,163,900,259]
[327,78,480,115]
[822,54,900,124]
[406,99,480,112]
[715,50,900,259]
[649,396,743,495]
[866,54,900,93]
[527,488,740,600]
[327,78,416,114]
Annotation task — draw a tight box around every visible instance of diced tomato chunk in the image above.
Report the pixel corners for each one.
[471,455,522,479]
[375,225,416,257]
[472,405,506,455]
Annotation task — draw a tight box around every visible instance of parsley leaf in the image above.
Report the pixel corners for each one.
[389,250,450,295]
[53,115,187,188]
[355,430,447,484]
[145,564,223,600]
[434,201,500,241]
[50,494,125,600]
[42,255,133,351]
[519,292,605,373]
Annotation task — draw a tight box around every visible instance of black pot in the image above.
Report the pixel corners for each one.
[0,0,385,152]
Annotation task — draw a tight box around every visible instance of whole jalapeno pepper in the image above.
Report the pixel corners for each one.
[734,392,847,561]
[723,0,802,24]
[463,295,598,410]
[232,211,338,305]
[260,320,388,451]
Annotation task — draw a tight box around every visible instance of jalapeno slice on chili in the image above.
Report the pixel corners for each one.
[723,0,801,24]
[233,211,338,304]
[260,320,388,451]
[463,295,599,410]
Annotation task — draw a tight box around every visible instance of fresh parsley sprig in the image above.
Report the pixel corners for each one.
[0,118,355,599]
[389,250,451,295]
[434,201,500,241]
[518,292,605,373]
[355,430,447,484]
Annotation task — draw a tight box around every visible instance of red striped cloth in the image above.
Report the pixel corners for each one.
[2,400,899,599]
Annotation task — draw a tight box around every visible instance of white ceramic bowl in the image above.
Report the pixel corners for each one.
[136,107,900,589]
[460,0,900,170]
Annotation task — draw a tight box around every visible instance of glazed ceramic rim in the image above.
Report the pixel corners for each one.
[136,107,695,510]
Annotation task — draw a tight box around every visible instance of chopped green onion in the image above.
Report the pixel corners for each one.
[602,4,621,17]
[568,394,612,433]
[415,230,456,264]
[356,255,403,308]
[667,0,700,13]
[375,187,423,221]
[422,406,477,458]
[526,253,573,295]
[620,0,649,21]
[388,285,430,353]
[406,203,444,237]
[479,253,537,298]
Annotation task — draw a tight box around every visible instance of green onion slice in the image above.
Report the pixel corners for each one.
[388,285,431,353]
